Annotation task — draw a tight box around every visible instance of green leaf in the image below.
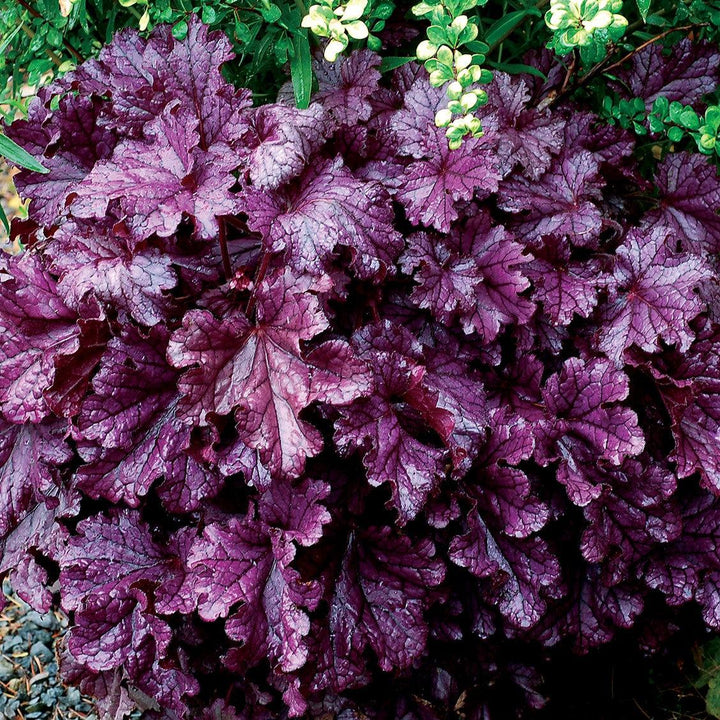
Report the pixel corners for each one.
[201,5,217,24]
[667,125,684,143]
[290,30,312,110]
[0,202,8,235]
[379,56,415,72]
[679,107,700,130]
[635,0,650,22]
[427,25,450,45]
[172,19,188,40]
[485,60,547,79]
[0,135,48,173]
[484,8,539,48]
[259,3,281,23]
[707,675,720,719]
[464,40,490,54]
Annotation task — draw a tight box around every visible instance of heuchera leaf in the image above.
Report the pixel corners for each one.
[580,457,681,584]
[239,104,327,190]
[46,218,177,327]
[644,152,720,255]
[6,93,116,225]
[498,150,604,247]
[69,105,241,244]
[335,321,454,523]
[480,72,565,180]
[0,254,106,424]
[649,330,720,493]
[388,78,501,232]
[61,17,250,146]
[597,224,710,364]
[244,156,403,281]
[187,488,329,674]
[419,334,489,474]
[169,269,371,477]
[533,566,644,652]
[449,512,561,628]
[612,39,720,107]
[536,357,645,505]
[644,493,720,628]
[59,510,192,617]
[316,527,444,690]
[528,239,605,325]
[467,409,547,539]
[400,211,534,340]
[0,418,71,536]
[310,50,382,127]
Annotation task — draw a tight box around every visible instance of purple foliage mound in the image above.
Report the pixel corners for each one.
[3,17,720,719]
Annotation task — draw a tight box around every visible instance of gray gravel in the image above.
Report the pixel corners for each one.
[0,581,99,720]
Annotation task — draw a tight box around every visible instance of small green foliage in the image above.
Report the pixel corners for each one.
[698,105,720,155]
[694,638,720,719]
[604,92,720,160]
[412,0,492,148]
[602,95,648,135]
[545,0,628,64]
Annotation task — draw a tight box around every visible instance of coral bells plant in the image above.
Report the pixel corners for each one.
[3,15,720,719]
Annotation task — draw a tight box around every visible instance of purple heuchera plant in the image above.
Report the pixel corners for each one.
[3,17,720,719]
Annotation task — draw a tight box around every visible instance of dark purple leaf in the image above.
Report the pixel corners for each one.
[537,357,645,505]
[400,211,534,339]
[169,269,371,477]
[311,50,382,127]
[335,322,454,522]
[7,93,116,224]
[59,509,192,616]
[480,72,565,179]
[597,224,709,363]
[0,253,106,423]
[612,39,720,106]
[69,105,241,244]
[498,150,604,246]
[450,513,561,628]
[46,218,176,326]
[244,156,402,281]
[316,528,444,691]
[239,104,327,190]
[644,152,720,254]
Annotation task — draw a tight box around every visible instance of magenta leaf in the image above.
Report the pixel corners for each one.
[613,39,720,107]
[169,269,371,477]
[335,321,454,523]
[481,72,565,179]
[244,156,402,281]
[239,103,327,190]
[59,510,192,616]
[317,528,444,690]
[449,513,561,628]
[46,219,176,326]
[69,105,241,244]
[0,254,106,424]
[400,211,534,340]
[498,150,604,246]
[7,93,116,225]
[644,152,720,255]
[537,357,645,505]
[597,225,709,363]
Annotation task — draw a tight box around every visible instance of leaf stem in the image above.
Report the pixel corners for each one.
[548,23,706,106]
[218,216,232,281]
[245,251,270,318]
